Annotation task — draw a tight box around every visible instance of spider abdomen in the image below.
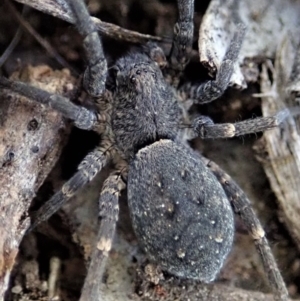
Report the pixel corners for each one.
[128,139,234,282]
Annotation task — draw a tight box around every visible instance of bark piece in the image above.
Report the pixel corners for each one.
[0,65,73,299]
[254,35,300,251]
[199,0,300,87]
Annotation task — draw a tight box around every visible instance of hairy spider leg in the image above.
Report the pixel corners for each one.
[80,168,126,301]
[66,0,107,97]
[189,109,290,139]
[180,23,246,104]
[204,157,289,301]
[0,77,97,130]
[27,139,115,232]
[166,0,194,86]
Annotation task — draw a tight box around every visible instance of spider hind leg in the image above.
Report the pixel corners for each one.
[204,157,289,301]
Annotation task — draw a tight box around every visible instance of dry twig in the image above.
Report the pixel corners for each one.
[4,0,77,74]
[13,0,162,44]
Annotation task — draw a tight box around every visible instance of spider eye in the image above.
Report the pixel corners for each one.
[130,76,136,83]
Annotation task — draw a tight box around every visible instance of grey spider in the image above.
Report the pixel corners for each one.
[0,0,290,300]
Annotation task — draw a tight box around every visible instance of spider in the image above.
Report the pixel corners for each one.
[0,0,290,300]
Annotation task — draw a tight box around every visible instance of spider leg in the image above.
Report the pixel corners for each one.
[28,140,115,232]
[0,77,98,130]
[80,166,126,301]
[180,23,246,103]
[166,0,194,86]
[202,157,289,301]
[66,0,107,97]
[188,109,289,139]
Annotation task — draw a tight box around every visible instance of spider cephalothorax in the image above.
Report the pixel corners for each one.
[112,50,182,158]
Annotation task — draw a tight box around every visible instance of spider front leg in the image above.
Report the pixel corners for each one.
[28,139,115,232]
[0,77,97,130]
[202,157,289,301]
[189,109,289,139]
[80,164,126,301]
[166,0,194,85]
[180,22,246,103]
[66,0,107,97]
